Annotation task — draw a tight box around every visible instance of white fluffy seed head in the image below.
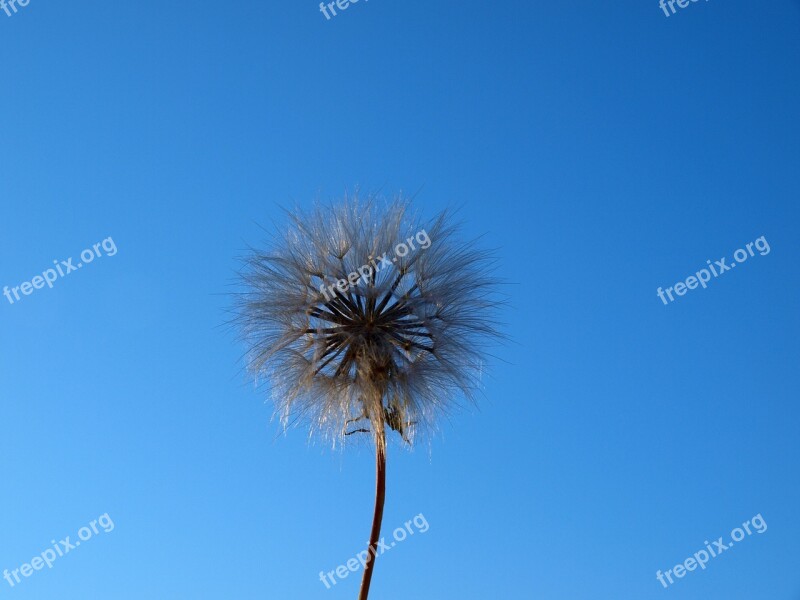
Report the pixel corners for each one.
[236,192,503,447]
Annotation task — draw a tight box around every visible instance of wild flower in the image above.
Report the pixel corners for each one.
[235,192,501,599]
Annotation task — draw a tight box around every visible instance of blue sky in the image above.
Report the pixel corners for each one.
[1,1,799,598]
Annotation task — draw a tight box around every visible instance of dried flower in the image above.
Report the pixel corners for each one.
[235,192,501,598]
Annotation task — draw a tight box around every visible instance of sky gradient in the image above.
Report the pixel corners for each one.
[1,1,799,598]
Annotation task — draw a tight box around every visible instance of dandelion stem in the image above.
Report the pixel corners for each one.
[358,417,386,600]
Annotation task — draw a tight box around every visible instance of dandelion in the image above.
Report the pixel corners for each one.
[235,193,501,599]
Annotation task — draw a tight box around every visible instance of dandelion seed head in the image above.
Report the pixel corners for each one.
[236,192,502,447]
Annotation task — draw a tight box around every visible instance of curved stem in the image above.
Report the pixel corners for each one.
[358,420,386,600]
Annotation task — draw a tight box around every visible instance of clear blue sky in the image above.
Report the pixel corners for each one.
[1,1,799,598]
